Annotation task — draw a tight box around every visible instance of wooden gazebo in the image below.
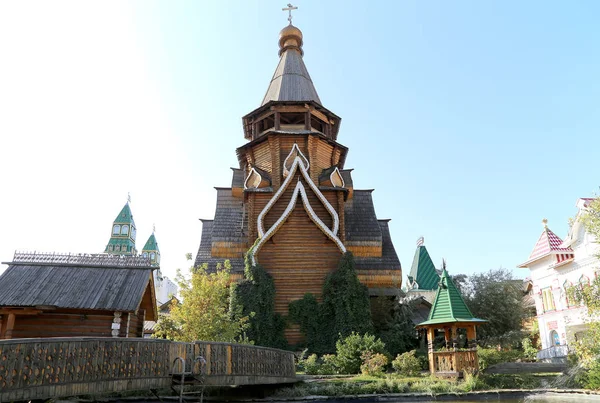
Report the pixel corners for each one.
[416,268,486,377]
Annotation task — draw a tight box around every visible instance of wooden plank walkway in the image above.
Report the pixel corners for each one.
[0,337,296,401]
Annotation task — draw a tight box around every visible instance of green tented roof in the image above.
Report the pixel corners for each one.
[408,245,439,290]
[417,269,486,327]
[114,203,136,226]
[142,233,159,253]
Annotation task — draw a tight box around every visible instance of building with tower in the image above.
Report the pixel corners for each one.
[105,200,178,305]
[518,198,600,360]
[194,17,401,343]
[406,237,440,303]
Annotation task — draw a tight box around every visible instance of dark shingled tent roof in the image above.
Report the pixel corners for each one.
[194,220,245,273]
[344,190,382,244]
[0,253,156,317]
[211,188,247,244]
[354,220,401,271]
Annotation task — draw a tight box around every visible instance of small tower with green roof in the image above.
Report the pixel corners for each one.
[142,228,160,267]
[407,237,439,290]
[416,264,486,377]
[105,201,137,255]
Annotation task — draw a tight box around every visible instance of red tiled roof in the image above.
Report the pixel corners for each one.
[519,227,573,267]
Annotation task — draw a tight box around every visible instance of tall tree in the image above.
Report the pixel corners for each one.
[155,261,248,343]
[464,268,529,346]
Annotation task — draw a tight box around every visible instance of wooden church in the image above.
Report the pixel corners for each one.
[195,17,402,343]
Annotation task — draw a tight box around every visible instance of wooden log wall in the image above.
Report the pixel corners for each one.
[10,310,115,339]
[0,338,296,401]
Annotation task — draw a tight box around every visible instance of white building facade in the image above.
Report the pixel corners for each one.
[153,271,178,305]
[519,198,599,358]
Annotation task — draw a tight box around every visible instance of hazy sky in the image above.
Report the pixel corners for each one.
[1,1,599,281]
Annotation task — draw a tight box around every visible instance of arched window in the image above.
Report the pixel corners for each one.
[112,225,120,235]
[579,275,590,286]
[143,252,148,258]
[550,330,560,346]
[563,281,576,307]
[121,225,129,235]
[151,253,156,260]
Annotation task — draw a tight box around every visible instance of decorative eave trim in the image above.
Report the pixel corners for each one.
[244,167,263,190]
[251,144,345,265]
[283,143,309,178]
[330,166,345,188]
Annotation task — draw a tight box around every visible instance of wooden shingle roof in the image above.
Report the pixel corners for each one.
[262,48,321,106]
[354,220,401,271]
[212,188,246,244]
[194,220,245,273]
[0,252,155,315]
[344,190,383,243]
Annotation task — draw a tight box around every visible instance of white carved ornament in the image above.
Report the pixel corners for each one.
[251,144,345,265]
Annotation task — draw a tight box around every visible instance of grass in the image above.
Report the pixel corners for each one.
[272,372,561,398]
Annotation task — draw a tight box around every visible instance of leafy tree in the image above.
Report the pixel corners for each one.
[229,254,287,349]
[152,312,181,340]
[159,261,248,343]
[459,268,529,346]
[371,294,420,357]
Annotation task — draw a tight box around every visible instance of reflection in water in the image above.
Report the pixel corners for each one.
[301,394,600,403]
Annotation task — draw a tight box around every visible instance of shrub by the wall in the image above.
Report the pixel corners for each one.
[392,350,421,376]
[335,332,388,374]
[360,351,388,376]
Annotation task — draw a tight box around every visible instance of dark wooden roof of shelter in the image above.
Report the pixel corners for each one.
[212,188,247,244]
[194,219,245,273]
[340,169,353,187]
[344,190,383,244]
[0,252,155,314]
[354,220,401,271]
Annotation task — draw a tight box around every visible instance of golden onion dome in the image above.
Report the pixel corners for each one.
[278,24,303,56]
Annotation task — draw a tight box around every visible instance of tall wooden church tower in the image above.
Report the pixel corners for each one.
[195,18,402,343]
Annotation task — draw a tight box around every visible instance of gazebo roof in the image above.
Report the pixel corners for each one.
[417,268,486,327]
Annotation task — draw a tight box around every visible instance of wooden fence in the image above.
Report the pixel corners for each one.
[0,337,296,402]
[431,349,478,376]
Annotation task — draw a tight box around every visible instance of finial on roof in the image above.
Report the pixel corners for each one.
[416,236,424,247]
[279,4,303,56]
[152,223,156,234]
[282,3,298,25]
[127,192,131,204]
[542,218,548,228]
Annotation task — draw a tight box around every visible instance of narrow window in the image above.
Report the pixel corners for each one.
[113,225,120,235]
[121,225,129,235]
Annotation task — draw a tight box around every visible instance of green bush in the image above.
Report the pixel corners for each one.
[478,348,524,370]
[360,351,388,376]
[320,354,339,375]
[296,351,338,375]
[521,337,538,361]
[335,332,388,374]
[392,350,421,376]
[300,353,321,375]
[584,360,600,390]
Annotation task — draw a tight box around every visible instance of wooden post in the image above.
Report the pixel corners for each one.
[467,325,477,348]
[227,345,232,375]
[206,344,212,375]
[451,325,458,349]
[4,313,15,339]
[444,327,451,349]
[275,111,280,130]
[427,327,435,374]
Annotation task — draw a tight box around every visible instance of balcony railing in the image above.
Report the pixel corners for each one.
[536,344,571,360]
[431,349,478,375]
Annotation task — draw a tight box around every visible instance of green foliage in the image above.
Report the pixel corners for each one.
[521,337,538,361]
[392,350,421,376]
[229,251,287,349]
[334,332,388,374]
[477,348,524,371]
[360,351,388,376]
[370,295,420,357]
[168,262,248,342]
[296,351,338,375]
[584,360,600,390]
[152,313,181,340]
[459,268,529,347]
[289,252,374,353]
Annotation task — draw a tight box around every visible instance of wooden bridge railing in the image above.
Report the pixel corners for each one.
[0,337,296,402]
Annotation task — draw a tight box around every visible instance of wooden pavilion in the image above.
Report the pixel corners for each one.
[0,252,157,339]
[194,20,402,344]
[416,268,486,377]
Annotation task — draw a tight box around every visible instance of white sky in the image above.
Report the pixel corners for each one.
[0,2,209,278]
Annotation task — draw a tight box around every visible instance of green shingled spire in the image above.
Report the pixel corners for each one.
[408,243,439,290]
[418,268,486,326]
[105,201,137,255]
[142,231,160,267]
